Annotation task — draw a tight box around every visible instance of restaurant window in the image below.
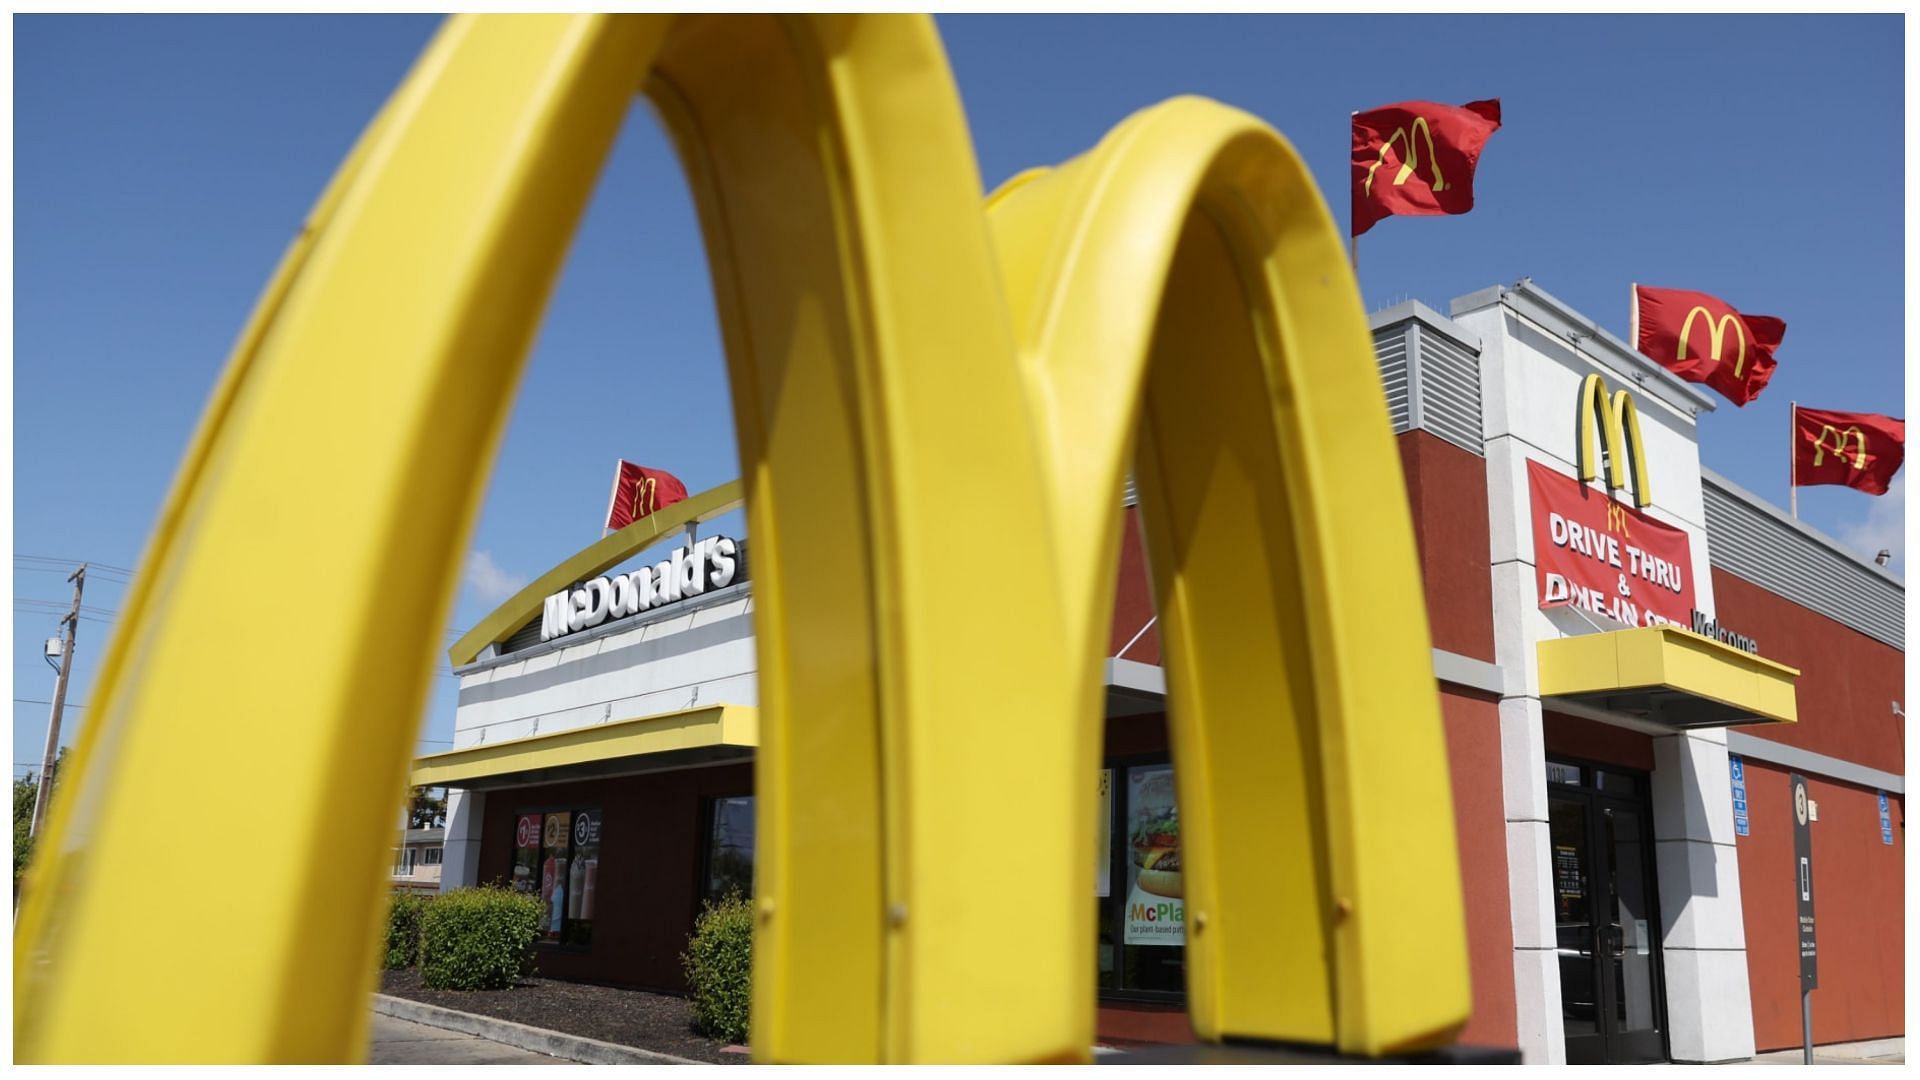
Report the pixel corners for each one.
[704,796,755,903]
[510,808,602,947]
[1096,759,1185,998]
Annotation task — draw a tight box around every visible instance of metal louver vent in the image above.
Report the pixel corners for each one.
[1703,470,1903,650]
[1370,301,1484,456]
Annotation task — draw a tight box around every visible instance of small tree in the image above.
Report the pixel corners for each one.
[14,746,68,893]
[408,786,447,830]
[419,886,542,990]
[682,893,753,1044]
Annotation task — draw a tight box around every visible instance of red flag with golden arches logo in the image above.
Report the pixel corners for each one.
[1793,407,1904,495]
[1632,285,1785,407]
[604,460,689,531]
[1351,98,1502,237]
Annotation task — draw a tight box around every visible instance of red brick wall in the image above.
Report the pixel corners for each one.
[1112,428,1497,666]
[1109,508,1161,663]
[1714,569,1904,774]
[1734,760,1905,1049]
[1442,687,1518,1049]
[1542,710,1655,771]
[1398,431,1496,663]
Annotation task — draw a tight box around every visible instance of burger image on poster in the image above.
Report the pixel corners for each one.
[1131,769,1181,898]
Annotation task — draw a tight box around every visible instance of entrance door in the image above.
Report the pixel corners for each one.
[1548,759,1666,1064]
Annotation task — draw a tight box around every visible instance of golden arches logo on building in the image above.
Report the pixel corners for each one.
[1363,115,1446,196]
[1575,373,1652,509]
[1677,306,1748,378]
[1813,424,1869,469]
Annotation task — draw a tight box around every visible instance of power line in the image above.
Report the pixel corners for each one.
[15,601,118,618]
[15,699,85,709]
[15,555,134,577]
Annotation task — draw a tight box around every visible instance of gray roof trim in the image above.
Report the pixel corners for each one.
[1368,299,1482,352]
[1451,279,1719,414]
[1432,648,1506,695]
[1701,466,1904,588]
[1106,658,1165,697]
[1726,732,1902,795]
[1098,651,1507,698]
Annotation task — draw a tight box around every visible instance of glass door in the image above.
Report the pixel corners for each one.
[1596,797,1663,1062]
[1549,760,1666,1064]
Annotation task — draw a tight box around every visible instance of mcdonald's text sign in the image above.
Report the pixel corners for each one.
[1529,460,1696,627]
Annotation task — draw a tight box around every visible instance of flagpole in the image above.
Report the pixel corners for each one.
[1790,401,1799,518]
[1349,111,1359,275]
[1629,281,1639,350]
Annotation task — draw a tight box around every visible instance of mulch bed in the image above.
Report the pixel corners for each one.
[380,968,743,1065]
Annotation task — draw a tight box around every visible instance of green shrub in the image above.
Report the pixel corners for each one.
[384,892,434,970]
[419,886,542,990]
[681,893,753,1043]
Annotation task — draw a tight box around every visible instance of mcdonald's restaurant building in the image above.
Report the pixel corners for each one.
[413,279,1902,1064]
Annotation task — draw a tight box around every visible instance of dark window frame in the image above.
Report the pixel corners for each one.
[1544,753,1671,1063]
[696,792,756,920]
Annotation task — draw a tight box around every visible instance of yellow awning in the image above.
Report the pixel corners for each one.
[410,704,758,790]
[1537,625,1798,730]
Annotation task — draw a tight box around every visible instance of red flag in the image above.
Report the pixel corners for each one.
[604,461,689,531]
[1633,285,1784,407]
[1351,98,1501,237]
[1794,407,1904,495]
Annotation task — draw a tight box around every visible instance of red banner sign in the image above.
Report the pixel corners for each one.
[1528,460,1695,627]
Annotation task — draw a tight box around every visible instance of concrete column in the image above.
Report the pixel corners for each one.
[1651,730,1756,1063]
[1499,694,1566,1064]
[440,787,486,893]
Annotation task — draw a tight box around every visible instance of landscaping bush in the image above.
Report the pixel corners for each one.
[384,892,433,970]
[419,886,542,990]
[681,892,753,1044]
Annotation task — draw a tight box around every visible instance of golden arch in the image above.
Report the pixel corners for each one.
[1363,115,1446,196]
[1677,305,1748,377]
[1813,424,1869,469]
[1576,373,1653,509]
[14,15,1466,1064]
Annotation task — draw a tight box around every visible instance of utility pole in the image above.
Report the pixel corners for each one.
[30,564,85,839]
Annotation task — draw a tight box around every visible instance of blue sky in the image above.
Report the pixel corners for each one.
[13,14,1905,776]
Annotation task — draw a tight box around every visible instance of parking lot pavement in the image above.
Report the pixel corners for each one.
[368,1013,576,1065]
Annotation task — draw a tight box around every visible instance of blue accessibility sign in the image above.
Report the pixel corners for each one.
[1729,755,1750,837]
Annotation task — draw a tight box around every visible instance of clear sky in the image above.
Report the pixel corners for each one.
[12,14,1906,778]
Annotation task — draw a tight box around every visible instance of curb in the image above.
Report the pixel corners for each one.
[373,992,702,1065]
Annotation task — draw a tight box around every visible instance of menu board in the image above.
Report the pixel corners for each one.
[515,808,602,946]
[1123,765,1184,946]
[512,814,541,897]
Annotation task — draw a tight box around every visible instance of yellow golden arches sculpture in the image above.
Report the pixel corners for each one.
[14,14,1468,1064]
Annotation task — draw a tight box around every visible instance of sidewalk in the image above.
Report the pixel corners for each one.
[372,992,702,1065]
[1745,1037,1903,1066]
[369,1014,574,1066]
